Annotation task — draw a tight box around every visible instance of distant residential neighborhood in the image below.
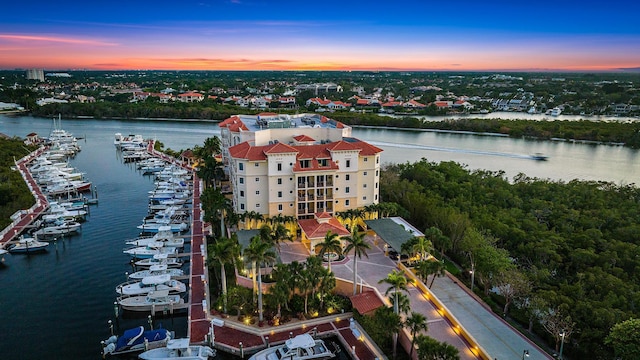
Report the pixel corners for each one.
[1,70,639,117]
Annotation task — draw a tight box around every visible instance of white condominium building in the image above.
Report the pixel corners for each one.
[219,113,382,219]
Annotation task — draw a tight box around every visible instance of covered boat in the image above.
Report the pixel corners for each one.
[102,326,173,357]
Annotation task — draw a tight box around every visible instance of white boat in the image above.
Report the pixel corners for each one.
[117,289,187,313]
[116,274,186,296]
[9,236,49,253]
[137,222,188,234]
[138,338,215,360]
[42,203,87,222]
[124,242,178,259]
[129,264,184,280]
[127,226,185,248]
[115,133,146,149]
[248,334,335,360]
[135,254,184,269]
[34,220,82,238]
[102,326,173,357]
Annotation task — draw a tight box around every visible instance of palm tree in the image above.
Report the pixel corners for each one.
[317,268,336,309]
[299,267,315,315]
[405,312,428,359]
[428,260,446,288]
[270,264,295,313]
[380,271,410,360]
[415,335,460,360]
[267,281,289,319]
[343,229,371,295]
[316,231,343,272]
[390,292,411,315]
[201,136,221,160]
[271,223,293,255]
[379,270,409,315]
[412,237,433,261]
[415,259,447,289]
[208,236,240,313]
[243,236,275,322]
[424,226,451,258]
[243,235,261,302]
[200,187,231,238]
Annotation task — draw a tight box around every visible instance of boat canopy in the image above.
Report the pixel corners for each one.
[149,264,169,271]
[167,338,190,349]
[285,334,316,349]
[141,274,172,285]
[148,290,170,299]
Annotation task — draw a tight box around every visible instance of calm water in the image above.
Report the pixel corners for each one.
[1,114,639,359]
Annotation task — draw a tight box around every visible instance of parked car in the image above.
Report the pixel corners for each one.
[388,250,408,261]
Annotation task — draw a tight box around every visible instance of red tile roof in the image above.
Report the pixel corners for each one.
[178,92,202,97]
[327,140,360,152]
[350,291,384,315]
[263,142,298,154]
[293,134,316,142]
[257,112,278,117]
[298,217,350,239]
[229,138,382,163]
[316,212,332,219]
[218,116,242,128]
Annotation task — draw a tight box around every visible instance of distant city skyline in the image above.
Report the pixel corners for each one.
[1,0,639,72]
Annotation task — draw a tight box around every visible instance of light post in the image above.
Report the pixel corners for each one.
[521,349,529,360]
[469,268,475,292]
[559,330,566,360]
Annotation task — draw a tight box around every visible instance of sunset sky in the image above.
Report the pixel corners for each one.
[1,0,639,72]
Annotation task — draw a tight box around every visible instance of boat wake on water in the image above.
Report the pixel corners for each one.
[368,140,537,160]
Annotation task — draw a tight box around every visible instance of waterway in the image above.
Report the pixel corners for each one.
[0,114,639,359]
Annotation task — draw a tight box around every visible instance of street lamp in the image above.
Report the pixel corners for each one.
[521,349,529,360]
[559,331,566,360]
[469,268,475,292]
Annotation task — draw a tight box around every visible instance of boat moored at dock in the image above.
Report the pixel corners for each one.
[248,334,336,360]
[138,338,215,360]
[101,326,173,357]
[117,289,187,313]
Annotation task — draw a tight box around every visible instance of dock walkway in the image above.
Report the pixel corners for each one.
[0,147,50,248]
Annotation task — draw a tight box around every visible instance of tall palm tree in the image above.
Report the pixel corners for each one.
[343,229,371,295]
[299,267,315,315]
[267,281,289,319]
[316,231,343,272]
[405,312,428,359]
[270,263,295,312]
[243,236,275,322]
[317,268,336,309]
[378,270,409,315]
[200,187,231,238]
[202,136,222,157]
[208,236,239,313]
[243,235,261,302]
[390,292,411,315]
